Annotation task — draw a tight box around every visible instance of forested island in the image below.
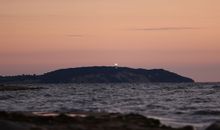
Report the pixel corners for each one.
[0,66,194,83]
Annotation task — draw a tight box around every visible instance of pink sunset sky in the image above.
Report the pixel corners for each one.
[0,0,220,82]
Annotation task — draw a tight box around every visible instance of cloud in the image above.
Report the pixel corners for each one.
[66,34,84,38]
[130,27,200,31]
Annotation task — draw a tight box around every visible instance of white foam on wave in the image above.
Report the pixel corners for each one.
[147,115,211,130]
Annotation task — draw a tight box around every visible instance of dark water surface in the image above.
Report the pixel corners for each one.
[0,83,220,129]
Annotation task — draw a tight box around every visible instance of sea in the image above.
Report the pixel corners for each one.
[0,83,220,130]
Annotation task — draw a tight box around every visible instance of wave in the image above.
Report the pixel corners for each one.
[193,110,220,115]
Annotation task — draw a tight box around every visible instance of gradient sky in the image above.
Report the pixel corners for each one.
[1,0,220,82]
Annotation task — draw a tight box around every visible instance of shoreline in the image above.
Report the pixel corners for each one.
[0,111,196,130]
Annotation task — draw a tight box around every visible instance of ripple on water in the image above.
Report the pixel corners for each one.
[0,83,220,129]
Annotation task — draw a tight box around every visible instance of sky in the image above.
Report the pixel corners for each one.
[0,0,220,82]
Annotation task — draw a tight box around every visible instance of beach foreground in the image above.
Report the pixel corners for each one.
[0,111,199,130]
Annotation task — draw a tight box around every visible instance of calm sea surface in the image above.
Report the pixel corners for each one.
[0,83,220,129]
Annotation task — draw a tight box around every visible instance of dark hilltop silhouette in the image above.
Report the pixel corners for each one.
[0,66,194,83]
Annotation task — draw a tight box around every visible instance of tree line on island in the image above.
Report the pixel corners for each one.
[0,66,194,84]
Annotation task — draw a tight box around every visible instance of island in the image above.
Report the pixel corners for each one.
[0,66,194,83]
